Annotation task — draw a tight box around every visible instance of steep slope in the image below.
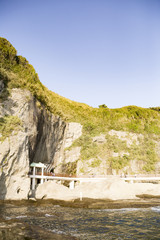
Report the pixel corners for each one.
[0,37,160,199]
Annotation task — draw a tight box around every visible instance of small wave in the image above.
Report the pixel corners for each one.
[120,208,142,212]
[15,215,27,219]
[51,229,67,235]
[5,217,12,220]
[51,229,77,238]
[5,215,27,220]
[99,208,146,213]
[151,206,160,212]
[45,214,53,217]
[98,209,121,212]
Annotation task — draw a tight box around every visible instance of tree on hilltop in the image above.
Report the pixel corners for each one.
[98,104,108,109]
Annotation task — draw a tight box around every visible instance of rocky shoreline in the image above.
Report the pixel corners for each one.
[34,178,160,202]
[1,194,160,209]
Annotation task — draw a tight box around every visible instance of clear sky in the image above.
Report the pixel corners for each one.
[0,0,160,108]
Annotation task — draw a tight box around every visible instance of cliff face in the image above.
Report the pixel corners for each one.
[1,38,160,200]
[1,88,160,200]
[0,88,82,200]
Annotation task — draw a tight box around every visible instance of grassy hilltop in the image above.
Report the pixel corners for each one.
[0,37,160,174]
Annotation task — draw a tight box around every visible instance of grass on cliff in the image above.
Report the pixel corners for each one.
[72,131,159,173]
[0,115,22,141]
[1,37,160,172]
[107,135,158,173]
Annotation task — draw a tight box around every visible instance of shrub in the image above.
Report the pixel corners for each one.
[89,158,102,168]
[99,104,108,109]
[108,155,130,170]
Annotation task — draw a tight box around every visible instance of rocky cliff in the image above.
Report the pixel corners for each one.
[0,88,82,200]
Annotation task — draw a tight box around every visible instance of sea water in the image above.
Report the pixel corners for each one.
[0,202,160,239]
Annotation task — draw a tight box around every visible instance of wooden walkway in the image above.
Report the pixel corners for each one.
[29,173,160,190]
[29,162,160,191]
[29,174,114,190]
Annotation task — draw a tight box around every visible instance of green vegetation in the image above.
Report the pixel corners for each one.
[129,137,158,172]
[1,37,160,172]
[108,155,130,171]
[71,135,99,160]
[1,37,160,133]
[99,104,108,109]
[105,134,158,172]
[0,157,8,172]
[0,115,22,141]
[89,158,102,168]
[62,161,77,176]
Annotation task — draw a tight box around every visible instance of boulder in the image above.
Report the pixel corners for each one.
[35,181,74,200]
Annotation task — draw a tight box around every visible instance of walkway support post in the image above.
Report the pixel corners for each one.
[69,180,75,189]
[41,167,44,184]
[30,162,46,190]
[32,166,36,190]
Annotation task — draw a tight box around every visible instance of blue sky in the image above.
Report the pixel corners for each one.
[0,0,160,108]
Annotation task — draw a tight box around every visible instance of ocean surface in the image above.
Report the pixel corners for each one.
[0,201,160,240]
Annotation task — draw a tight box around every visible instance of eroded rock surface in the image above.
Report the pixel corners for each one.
[0,88,82,200]
[35,178,160,201]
